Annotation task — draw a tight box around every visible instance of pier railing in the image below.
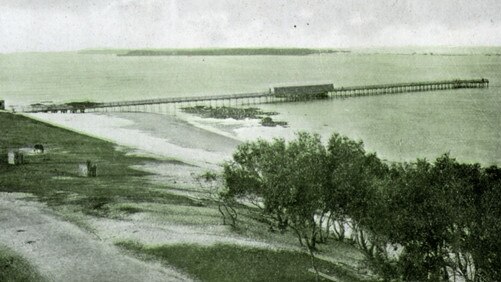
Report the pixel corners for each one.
[22,78,489,113]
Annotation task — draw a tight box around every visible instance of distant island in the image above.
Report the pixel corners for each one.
[77,47,501,57]
[116,48,350,56]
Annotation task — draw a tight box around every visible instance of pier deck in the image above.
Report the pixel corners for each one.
[22,78,489,113]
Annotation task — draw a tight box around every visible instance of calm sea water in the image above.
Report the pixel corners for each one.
[2,50,500,165]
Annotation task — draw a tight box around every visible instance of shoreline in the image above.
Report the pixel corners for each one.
[25,112,241,169]
[22,111,249,197]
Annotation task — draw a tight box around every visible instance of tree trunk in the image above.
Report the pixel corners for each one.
[217,203,227,225]
[325,213,333,239]
[307,240,320,282]
[317,213,325,243]
[291,226,304,247]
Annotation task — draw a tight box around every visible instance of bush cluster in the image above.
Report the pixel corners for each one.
[222,132,501,281]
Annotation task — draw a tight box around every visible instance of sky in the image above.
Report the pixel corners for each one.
[1,0,500,52]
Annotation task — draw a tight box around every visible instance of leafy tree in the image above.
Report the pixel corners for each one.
[383,159,454,280]
[325,134,396,278]
[222,131,501,282]
[223,138,291,230]
[470,165,501,281]
[282,133,328,248]
[223,133,329,280]
[380,155,492,281]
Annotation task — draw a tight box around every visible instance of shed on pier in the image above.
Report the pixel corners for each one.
[272,84,334,99]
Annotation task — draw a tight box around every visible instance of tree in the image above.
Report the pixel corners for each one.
[470,165,501,281]
[223,133,328,280]
[222,131,501,281]
[325,133,396,278]
[383,159,454,281]
[380,155,487,281]
[223,138,291,230]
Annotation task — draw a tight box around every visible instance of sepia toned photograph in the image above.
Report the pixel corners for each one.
[1,1,500,281]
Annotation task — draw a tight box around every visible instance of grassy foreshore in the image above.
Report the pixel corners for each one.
[0,112,368,281]
[0,112,194,217]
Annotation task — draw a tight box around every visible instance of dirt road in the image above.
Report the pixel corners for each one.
[0,193,191,282]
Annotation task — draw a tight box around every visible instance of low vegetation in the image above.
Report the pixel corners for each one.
[0,245,45,281]
[222,132,501,281]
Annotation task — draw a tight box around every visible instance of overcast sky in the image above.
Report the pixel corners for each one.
[1,0,500,52]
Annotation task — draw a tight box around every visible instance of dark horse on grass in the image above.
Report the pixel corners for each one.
[34,144,44,153]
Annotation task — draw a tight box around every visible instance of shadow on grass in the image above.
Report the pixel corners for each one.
[116,241,364,282]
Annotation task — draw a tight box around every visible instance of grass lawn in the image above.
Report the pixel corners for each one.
[0,245,45,281]
[0,112,194,216]
[117,241,365,282]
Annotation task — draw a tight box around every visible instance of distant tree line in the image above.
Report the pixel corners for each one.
[219,132,501,281]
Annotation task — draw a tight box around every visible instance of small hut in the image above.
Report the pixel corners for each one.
[7,150,24,165]
[79,160,97,177]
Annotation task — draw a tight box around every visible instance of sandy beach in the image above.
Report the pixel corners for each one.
[27,112,242,169]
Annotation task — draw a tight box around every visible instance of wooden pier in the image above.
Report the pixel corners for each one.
[330,79,489,97]
[22,78,489,113]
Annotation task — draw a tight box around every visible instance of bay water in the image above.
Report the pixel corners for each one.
[2,49,500,165]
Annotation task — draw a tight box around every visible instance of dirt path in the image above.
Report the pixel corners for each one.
[0,193,191,282]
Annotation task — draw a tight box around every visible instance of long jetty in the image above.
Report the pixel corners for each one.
[22,78,489,113]
[331,79,489,97]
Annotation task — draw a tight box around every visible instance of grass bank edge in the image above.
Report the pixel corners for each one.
[0,244,46,282]
[115,240,372,282]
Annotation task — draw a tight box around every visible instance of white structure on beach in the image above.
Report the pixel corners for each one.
[7,150,24,165]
